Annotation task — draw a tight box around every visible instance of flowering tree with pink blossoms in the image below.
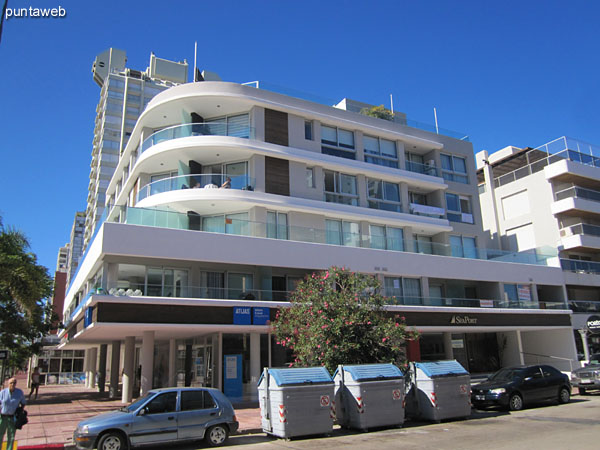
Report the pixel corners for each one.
[272,266,418,373]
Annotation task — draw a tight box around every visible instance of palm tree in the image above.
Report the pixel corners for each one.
[0,216,53,318]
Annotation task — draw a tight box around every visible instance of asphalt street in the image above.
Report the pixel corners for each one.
[220,392,600,450]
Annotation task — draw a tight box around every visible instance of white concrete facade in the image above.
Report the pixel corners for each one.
[58,70,577,400]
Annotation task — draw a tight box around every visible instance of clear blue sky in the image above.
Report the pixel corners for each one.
[1,0,599,275]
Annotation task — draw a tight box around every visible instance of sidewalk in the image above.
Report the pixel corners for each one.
[11,383,261,450]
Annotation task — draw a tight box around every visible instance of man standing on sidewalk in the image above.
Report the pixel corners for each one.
[0,378,26,450]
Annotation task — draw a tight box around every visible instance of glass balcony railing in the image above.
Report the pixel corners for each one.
[385,296,566,309]
[104,205,558,266]
[560,258,600,274]
[568,299,600,313]
[140,122,254,153]
[555,186,600,203]
[560,223,600,239]
[137,174,255,202]
[405,160,440,177]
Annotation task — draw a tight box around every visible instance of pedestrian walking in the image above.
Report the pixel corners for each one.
[0,378,26,450]
[29,367,41,400]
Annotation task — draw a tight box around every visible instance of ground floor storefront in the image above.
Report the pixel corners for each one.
[58,299,577,402]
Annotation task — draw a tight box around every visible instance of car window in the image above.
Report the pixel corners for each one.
[181,390,216,411]
[541,366,560,377]
[145,392,177,414]
[525,367,542,379]
[489,368,523,381]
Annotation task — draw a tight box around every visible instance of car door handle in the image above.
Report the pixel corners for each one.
[168,416,175,420]
[210,412,217,416]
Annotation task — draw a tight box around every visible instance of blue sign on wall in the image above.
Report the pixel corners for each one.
[253,307,270,325]
[84,307,93,328]
[223,354,243,400]
[233,307,251,325]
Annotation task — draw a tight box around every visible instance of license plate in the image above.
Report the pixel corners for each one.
[580,379,592,384]
[475,395,485,400]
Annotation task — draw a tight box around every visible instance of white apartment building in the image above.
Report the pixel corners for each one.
[477,137,600,361]
[85,49,188,248]
[66,211,85,286]
[59,69,576,403]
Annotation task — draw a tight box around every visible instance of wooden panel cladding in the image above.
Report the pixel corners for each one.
[264,108,288,146]
[265,156,290,196]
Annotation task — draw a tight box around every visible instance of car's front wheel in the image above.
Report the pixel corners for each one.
[508,393,523,411]
[558,386,570,404]
[98,432,128,450]
[205,424,229,447]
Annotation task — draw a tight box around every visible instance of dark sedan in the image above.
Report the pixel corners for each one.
[471,364,571,411]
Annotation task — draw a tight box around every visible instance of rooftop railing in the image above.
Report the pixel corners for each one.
[137,174,255,202]
[140,122,254,153]
[494,136,600,188]
[241,81,469,141]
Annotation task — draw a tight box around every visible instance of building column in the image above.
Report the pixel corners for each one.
[98,344,107,393]
[516,330,525,365]
[400,182,410,214]
[109,341,121,399]
[250,333,261,394]
[578,329,590,362]
[122,336,135,403]
[443,332,454,359]
[88,347,97,389]
[83,349,90,388]
[216,332,223,391]
[168,339,176,387]
[140,331,155,396]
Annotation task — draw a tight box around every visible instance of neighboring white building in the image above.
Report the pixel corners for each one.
[59,64,576,402]
[477,137,600,361]
[84,49,188,249]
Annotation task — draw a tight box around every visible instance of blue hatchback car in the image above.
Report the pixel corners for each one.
[73,387,238,450]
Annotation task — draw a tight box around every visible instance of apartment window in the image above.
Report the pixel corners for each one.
[304,121,313,140]
[228,273,254,299]
[384,277,422,305]
[405,152,434,175]
[367,179,401,212]
[441,154,468,184]
[306,167,315,188]
[503,284,535,308]
[149,171,178,195]
[370,225,403,251]
[446,193,474,223]
[202,212,249,236]
[324,170,358,206]
[267,211,288,240]
[416,235,434,254]
[450,235,477,258]
[364,135,398,168]
[206,113,250,138]
[321,125,355,160]
[325,219,360,247]
[146,267,189,297]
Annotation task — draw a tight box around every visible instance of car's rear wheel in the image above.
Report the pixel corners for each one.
[558,387,570,404]
[579,387,587,395]
[508,393,523,411]
[205,424,229,447]
[98,432,127,450]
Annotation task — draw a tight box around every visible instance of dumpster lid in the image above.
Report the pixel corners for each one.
[335,363,403,381]
[259,367,334,386]
[414,360,468,377]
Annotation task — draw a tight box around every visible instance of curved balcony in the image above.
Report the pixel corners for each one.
[141,121,254,153]
[137,174,255,202]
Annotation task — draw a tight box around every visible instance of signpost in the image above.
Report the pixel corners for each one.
[0,349,9,386]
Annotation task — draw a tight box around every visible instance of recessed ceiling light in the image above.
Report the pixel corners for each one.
[160,163,164,166]
[216,153,220,157]
[163,115,167,118]
[217,105,221,108]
